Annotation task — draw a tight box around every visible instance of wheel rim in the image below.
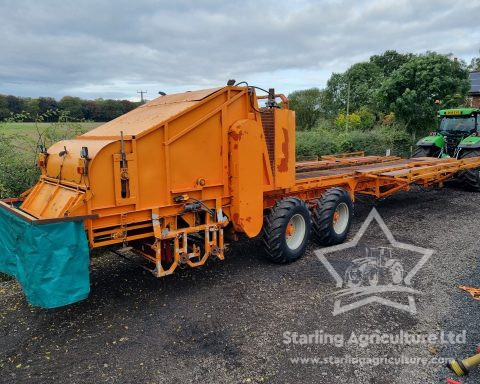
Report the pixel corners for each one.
[285,213,306,250]
[332,202,349,235]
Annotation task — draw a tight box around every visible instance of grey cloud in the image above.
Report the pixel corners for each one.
[0,0,479,99]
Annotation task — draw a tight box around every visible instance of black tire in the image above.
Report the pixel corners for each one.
[412,146,440,158]
[458,149,480,191]
[312,187,353,246]
[262,197,311,264]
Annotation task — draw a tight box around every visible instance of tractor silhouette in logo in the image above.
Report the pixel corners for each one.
[344,247,404,288]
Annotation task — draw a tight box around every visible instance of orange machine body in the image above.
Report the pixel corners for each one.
[14,86,480,276]
[18,87,301,275]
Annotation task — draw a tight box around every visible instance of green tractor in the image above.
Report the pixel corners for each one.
[413,108,480,190]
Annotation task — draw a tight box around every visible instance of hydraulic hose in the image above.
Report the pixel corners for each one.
[448,351,480,376]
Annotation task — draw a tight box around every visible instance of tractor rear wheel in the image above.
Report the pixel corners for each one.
[312,187,353,246]
[412,146,440,158]
[458,149,480,191]
[262,197,311,264]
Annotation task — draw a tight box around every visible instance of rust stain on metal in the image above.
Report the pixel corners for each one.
[277,127,289,172]
[233,213,239,223]
[230,130,243,142]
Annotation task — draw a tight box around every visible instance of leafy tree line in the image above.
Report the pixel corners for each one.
[289,51,471,138]
[468,51,480,72]
[0,95,141,122]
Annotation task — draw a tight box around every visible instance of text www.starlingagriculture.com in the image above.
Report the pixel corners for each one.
[289,355,453,366]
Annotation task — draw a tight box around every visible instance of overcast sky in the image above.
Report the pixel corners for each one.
[1,0,479,101]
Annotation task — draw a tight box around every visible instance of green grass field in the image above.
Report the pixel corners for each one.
[0,122,102,137]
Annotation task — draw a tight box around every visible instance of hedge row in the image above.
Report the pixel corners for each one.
[296,125,414,159]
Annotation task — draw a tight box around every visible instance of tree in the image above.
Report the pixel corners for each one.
[335,112,361,130]
[6,95,24,114]
[0,95,139,122]
[38,97,58,116]
[345,62,384,111]
[24,98,40,117]
[468,56,480,71]
[81,100,98,120]
[369,50,414,77]
[121,100,138,114]
[322,51,415,119]
[324,62,384,117]
[356,106,376,130]
[98,99,126,121]
[58,96,84,120]
[0,95,10,120]
[288,88,325,130]
[322,73,347,118]
[378,52,470,136]
[334,107,376,131]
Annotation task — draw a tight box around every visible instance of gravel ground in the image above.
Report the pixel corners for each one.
[1,182,479,384]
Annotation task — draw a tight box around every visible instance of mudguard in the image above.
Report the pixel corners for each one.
[416,135,444,148]
[458,135,480,149]
[0,200,91,308]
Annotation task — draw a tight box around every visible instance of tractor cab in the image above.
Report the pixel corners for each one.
[414,108,480,158]
[438,109,479,157]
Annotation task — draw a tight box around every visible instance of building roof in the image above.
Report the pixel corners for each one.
[470,71,480,95]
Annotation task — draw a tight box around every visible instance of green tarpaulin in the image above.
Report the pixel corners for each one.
[0,206,90,308]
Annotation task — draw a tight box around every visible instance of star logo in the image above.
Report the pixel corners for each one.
[315,208,434,316]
